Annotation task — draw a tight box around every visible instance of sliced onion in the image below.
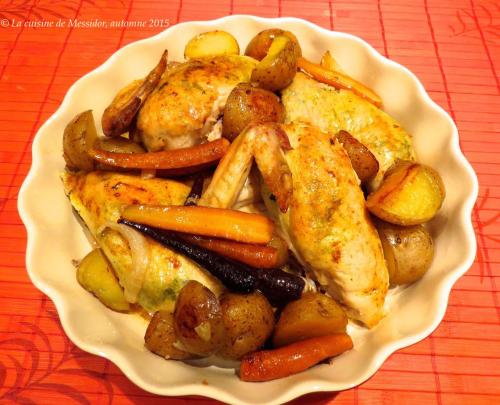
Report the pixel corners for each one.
[99,222,150,303]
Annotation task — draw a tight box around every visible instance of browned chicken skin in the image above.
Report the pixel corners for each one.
[136,55,256,151]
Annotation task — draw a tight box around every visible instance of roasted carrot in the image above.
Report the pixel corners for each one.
[179,234,285,269]
[297,57,382,108]
[121,205,275,244]
[239,333,353,382]
[89,138,229,170]
[120,220,305,304]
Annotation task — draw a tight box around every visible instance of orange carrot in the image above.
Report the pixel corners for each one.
[297,57,382,108]
[121,205,275,244]
[179,234,288,269]
[239,333,353,382]
[90,138,229,170]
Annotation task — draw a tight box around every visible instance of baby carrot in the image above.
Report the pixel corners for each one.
[121,205,275,244]
[179,234,286,269]
[239,333,353,382]
[297,57,382,108]
[90,138,229,170]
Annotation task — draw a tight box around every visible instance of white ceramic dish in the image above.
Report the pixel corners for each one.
[18,15,478,405]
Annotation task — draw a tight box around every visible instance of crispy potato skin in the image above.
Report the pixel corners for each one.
[184,30,240,59]
[366,162,446,225]
[217,292,275,360]
[272,292,347,347]
[145,311,194,360]
[63,110,97,171]
[173,280,224,356]
[250,36,298,92]
[336,130,379,183]
[245,29,302,61]
[376,221,434,285]
[222,83,285,140]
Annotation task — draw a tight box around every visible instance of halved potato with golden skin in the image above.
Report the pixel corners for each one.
[222,83,285,141]
[145,311,194,360]
[251,35,299,91]
[173,280,224,356]
[376,221,434,286]
[366,162,445,225]
[76,249,130,311]
[184,30,240,59]
[272,292,347,347]
[63,110,97,171]
[245,28,302,61]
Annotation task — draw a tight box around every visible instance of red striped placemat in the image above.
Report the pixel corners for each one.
[1,0,498,404]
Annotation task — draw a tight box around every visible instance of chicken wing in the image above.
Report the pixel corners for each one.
[265,123,389,327]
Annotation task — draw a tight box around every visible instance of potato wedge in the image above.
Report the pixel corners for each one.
[63,110,97,171]
[272,292,347,347]
[336,130,379,183]
[184,30,240,59]
[145,311,194,360]
[222,83,285,140]
[76,249,130,311]
[251,35,298,91]
[173,280,224,356]
[376,221,434,285]
[366,162,445,225]
[218,292,275,360]
[245,28,302,61]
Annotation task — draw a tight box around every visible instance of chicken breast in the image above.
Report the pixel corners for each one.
[281,72,415,189]
[61,171,222,313]
[265,123,389,327]
[137,55,256,151]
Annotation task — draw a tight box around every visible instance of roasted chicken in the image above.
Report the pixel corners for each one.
[201,122,389,327]
[136,55,256,151]
[62,171,222,313]
[281,72,415,188]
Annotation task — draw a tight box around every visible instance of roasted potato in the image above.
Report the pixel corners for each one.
[218,292,275,360]
[76,249,130,311]
[173,280,224,356]
[184,30,240,59]
[250,35,298,92]
[377,221,434,286]
[272,292,347,347]
[245,28,302,61]
[222,83,285,141]
[145,311,194,360]
[63,110,97,171]
[366,162,445,225]
[336,130,379,183]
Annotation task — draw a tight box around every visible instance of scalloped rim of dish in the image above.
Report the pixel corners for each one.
[18,15,478,405]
